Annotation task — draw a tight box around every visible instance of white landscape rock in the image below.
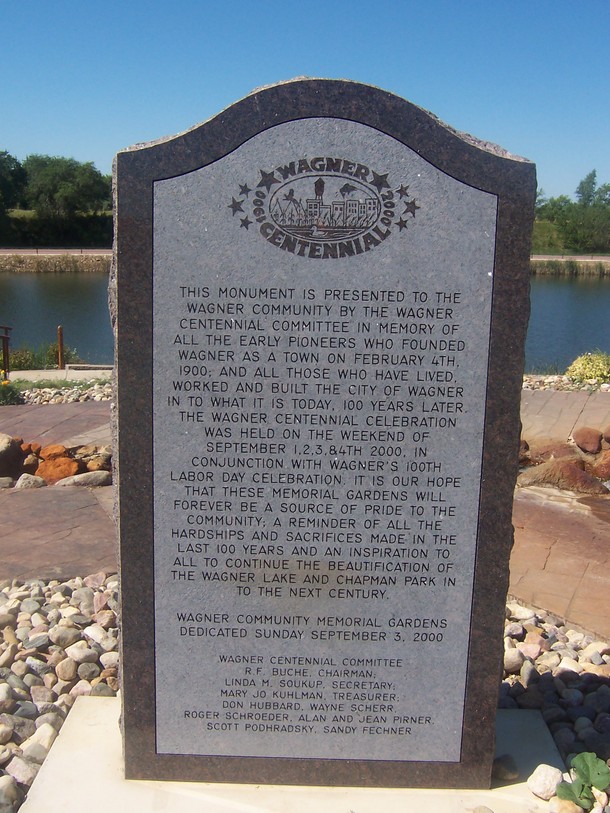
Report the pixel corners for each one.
[4,755,39,787]
[0,774,19,808]
[526,763,564,800]
[507,601,537,622]
[581,641,610,660]
[20,723,58,764]
[99,651,119,670]
[64,642,100,664]
[503,647,525,674]
[14,474,46,489]
[557,656,584,674]
[83,623,117,651]
[53,470,112,487]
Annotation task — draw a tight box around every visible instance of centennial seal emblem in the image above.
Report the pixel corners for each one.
[229,156,419,259]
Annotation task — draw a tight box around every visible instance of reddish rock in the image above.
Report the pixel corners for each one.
[525,442,576,465]
[93,591,109,613]
[519,439,530,465]
[94,609,115,629]
[603,425,610,444]
[39,444,69,461]
[525,631,551,651]
[35,457,82,484]
[572,426,602,454]
[84,571,108,589]
[588,451,610,481]
[21,441,42,456]
[517,458,609,495]
[517,642,541,659]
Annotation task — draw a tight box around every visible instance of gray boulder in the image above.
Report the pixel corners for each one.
[0,434,22,478]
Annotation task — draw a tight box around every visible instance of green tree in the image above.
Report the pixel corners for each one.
[0,150,27,212]
[23,155,110,217]
[534,187,548,216]
[594,183,610,206]
[536,194,572,225]
[575,169,597,206]
[534,170,610,253]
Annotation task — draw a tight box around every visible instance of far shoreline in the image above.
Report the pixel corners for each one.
[0,252,610,276]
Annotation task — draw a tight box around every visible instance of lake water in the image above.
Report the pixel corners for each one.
[0,272,113,365]
[0,272,608,371]
[526,276,610,371]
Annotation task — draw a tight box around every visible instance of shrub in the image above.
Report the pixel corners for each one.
[566,351,610,383]
[0,380,24,405]
[8,342,82,371]
[556,752,610,811]
[8,347,37,370]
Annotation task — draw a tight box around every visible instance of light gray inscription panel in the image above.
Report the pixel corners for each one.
[152,119,496,761]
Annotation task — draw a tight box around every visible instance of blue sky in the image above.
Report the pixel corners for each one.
[1,1,608,199]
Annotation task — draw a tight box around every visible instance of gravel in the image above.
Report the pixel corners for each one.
[1,574,610,811]
[0,572,118,811]
[17,381,112,406]
[522,374,610,392]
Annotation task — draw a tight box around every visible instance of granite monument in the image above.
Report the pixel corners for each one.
[113,78,536,787]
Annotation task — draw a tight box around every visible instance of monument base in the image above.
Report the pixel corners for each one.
[20,697,564,813]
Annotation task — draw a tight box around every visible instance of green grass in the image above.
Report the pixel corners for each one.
[530,259,610,277]
[7,208,37,220]
[523,363,563,375]
[0,254,111,273]
[531,220,564,254]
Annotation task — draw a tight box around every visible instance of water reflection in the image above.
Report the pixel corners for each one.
[0,272,113,364]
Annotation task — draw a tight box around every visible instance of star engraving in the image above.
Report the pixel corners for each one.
[257,169,280,192]
[403,200,420,217]
[239,183,252,197]
[397,184,410,198]
[397,218,409,231]
[240,216,252,229]
[369,171,391,192]
[228,197,244,215]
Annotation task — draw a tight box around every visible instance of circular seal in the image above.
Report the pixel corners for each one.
[229,157,419,259]
[269,175,382,243]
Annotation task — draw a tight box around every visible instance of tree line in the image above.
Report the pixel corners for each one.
[1,149,608,252]
[0,150,111,247]
[533,170,610,254]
